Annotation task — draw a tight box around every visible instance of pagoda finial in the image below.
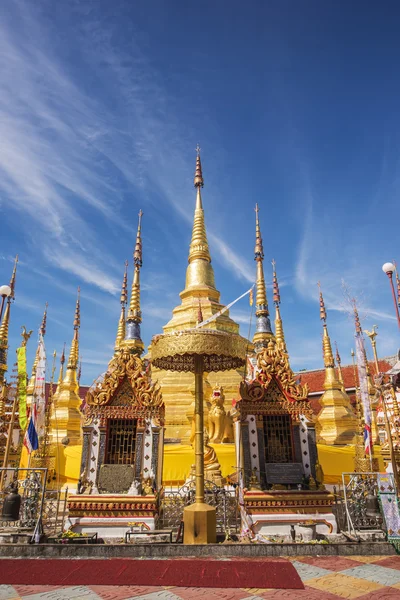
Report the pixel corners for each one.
[318,284,335,371]
[57,342,66,385]
[318,282,327,322]
[0,258,18,385]
[272,260,286,352]
[114,261,128,353]
[67,288,80,370]
[40,302,48,337]
[194,144,204,188]
[9,255,18,301]
[124,211,144,354]
[252,204,272,349]
[188,149,211,265]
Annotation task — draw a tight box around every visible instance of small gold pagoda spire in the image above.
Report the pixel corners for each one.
[50,295,82,448]
[335,341,345,392]
[58,343,66,386]
[9,255,18,301]
[315,284,356,445]
[0,256,18,385]
[67,288,80,371]
[252,204,273,349]
[272,259,287,352]
[124,211,144,354]
[114,261,128,354]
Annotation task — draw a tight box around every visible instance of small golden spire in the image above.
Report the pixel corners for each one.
[318,282,327,322]
[127,211,143,322]
[67,288,80,370]
[252,205,272,348]
[318,284,335,370]
[40,302,48,337]
[57,343,66,385]
[9,255,18,301]
[272,260,286,352]
[254,204,269,314]
[124,212,144,354]
[194,144,204,188]
[335,341,345,392]
[114,261,128,353]
[354,302,362,335]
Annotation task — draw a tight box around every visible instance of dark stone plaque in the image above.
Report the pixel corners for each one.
[265,462,303,485]
[98,464,135,493]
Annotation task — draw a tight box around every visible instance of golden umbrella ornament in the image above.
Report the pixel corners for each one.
[151,327,248,544]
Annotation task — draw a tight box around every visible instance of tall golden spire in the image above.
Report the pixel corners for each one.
[114,261,128,354]
[50,296,82,447]
[0,256,18,385]
[335,341,345,392]
[272,259,286,352]
[124,211,144,354]
[252,204,272,349]
[183,147,216,295]
[315,283,356,445]
[66,288,80,371]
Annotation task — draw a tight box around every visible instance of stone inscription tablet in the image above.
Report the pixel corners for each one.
[265,463,303,485]
[98,464,134,493]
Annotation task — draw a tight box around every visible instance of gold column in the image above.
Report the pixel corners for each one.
[194,355,205,504]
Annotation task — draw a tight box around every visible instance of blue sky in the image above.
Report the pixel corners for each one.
[1,0,399,384]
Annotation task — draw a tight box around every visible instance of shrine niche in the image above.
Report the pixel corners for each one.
[79,348,164,495]
[233,339,337,538]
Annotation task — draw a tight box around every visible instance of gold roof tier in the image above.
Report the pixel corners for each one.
[151,329,248,372]
[163,149,240,335]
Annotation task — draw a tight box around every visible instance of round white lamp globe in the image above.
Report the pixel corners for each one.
[0,285,11,297]
[382,262,396,274]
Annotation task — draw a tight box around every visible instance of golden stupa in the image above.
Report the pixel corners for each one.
[151,150,250,442]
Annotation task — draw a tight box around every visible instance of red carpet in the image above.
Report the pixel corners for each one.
[0,558,303,589]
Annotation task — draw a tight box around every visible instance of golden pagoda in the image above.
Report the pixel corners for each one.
[315,286,356,445]
[152,149,248,442]
[50,290,82,450]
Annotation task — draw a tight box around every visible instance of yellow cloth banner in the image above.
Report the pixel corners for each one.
[17,346,27,430]
[317,443,384,484]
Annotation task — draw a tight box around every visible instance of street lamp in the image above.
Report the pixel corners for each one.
[0,285,11,324]
[382,263,400,330]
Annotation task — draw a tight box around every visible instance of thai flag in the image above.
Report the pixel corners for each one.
[23,403,39,454]
[364,423,372,456]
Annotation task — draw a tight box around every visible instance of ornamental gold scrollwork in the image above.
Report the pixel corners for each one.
[256,340,308,401]
[85,349,164,421]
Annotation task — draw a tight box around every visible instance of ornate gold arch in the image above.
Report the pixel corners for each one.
[85,348,164,421]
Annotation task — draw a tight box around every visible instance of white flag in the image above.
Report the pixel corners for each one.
[34,333,46,436]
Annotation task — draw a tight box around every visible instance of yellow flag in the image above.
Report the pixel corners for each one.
[17,346,27,430]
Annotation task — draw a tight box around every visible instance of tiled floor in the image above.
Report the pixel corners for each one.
[1,555,400,599]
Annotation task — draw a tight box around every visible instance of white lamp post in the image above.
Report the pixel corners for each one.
[0,284,11,324]
[382,263,400,330]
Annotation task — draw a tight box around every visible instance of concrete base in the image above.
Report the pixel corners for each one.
[68,516,157,539]
[183,502,216,544]
[0,541,396,558]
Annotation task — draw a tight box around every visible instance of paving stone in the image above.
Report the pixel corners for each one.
[306,572,384,599]
[340,565,400,586]
[295,556,364,572]
[0,586,19,600]
[290,560,332,582]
